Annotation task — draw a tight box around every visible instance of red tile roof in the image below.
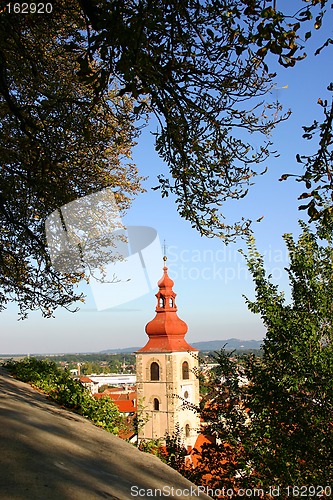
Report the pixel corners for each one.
[93,393,137,413]
[137,263,197,353]
[116,399,137,413]
[106,392,136,402]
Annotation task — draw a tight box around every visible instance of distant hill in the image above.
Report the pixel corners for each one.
[99,346,141,354]
[0,339,263,357]
[100,338,263,354]
[192,338,263,351]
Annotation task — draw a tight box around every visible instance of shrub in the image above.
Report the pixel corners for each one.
[5,358,123,435]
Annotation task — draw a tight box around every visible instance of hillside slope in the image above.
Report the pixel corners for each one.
[0,368,211,500]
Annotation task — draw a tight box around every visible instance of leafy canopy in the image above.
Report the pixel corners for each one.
[0,3,143,317]
[1,0,332,315]
[77,0,333,235]
[5,357,124,434]
[187,220,333,493]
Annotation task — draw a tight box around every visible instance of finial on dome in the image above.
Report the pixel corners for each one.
[163,240,167,267]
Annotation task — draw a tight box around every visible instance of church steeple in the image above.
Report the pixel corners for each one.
[136,253,200,446]
[137,257,197,353]
[156,256,177,312]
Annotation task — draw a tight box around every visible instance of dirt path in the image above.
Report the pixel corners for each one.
[0,367,211,499]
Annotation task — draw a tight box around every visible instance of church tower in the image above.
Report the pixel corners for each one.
[136,257,200,448]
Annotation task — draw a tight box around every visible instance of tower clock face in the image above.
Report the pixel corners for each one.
[181,385,192,401]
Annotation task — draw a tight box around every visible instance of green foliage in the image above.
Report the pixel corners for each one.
[132,397,151,447]
[77,0,333,238]
[192,350,253,491]
[0,4,142,317]
[138,439,163,457]
[186,220,333,495]
[5,358,124,435]
[40,353,136,373]
[163,424,192,479]
[1,0,333,316]
[243,220,333,391]
[138,425,193,481]
[81,361,107,375]
[98,384,109,393]
[281,91,333,224]
[240,219,333,488]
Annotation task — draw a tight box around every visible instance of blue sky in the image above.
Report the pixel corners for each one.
[1,12,332,354]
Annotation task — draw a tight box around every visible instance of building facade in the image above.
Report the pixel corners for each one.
[136,257,200,448]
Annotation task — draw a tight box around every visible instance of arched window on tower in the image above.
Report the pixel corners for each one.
[169,298,173,307]
[182,361,189,380]
[159,297,164,308]
[185,424,190,438]
[153,398,160,411]
[150,362,160,381]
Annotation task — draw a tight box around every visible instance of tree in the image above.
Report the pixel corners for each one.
[240,218,333,489]
[77,0,294,239]
[280,88,333,223]
[1,0,332,315]
[77,0,333,236]
[188,350,253,494]
[5,357,124,434]
[0,3,143,317]
[189,220,333,496]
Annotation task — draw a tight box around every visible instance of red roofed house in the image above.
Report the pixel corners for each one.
[136,256,200,449]
[79,376,99,394]
[94,390,137,416]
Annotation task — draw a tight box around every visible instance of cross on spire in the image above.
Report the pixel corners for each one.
[163,239,167,262]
